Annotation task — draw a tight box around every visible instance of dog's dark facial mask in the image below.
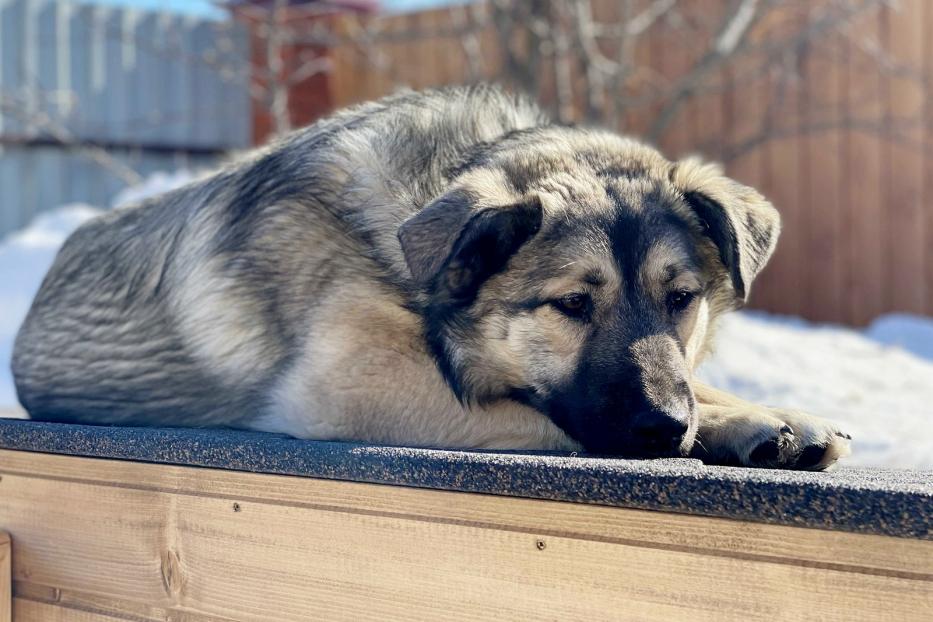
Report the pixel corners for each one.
[398,160,779,457]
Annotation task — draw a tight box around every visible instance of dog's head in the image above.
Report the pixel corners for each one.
[398,129,779,456]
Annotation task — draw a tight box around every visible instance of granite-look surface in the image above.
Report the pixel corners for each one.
[0,418,929,539]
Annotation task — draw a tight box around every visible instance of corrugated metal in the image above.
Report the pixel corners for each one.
[0,0,251,236]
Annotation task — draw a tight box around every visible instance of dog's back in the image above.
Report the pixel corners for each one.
[12,86,547,427]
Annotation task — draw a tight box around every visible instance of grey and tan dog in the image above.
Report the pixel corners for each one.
[13,85,850,469]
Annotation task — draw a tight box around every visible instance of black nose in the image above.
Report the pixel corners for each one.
[630,411,689,456]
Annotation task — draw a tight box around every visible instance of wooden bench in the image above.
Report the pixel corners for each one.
[0,418,930,621]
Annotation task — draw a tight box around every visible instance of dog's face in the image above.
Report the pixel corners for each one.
[399,130,779,456]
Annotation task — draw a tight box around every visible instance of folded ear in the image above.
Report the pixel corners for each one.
[398,190,542,302]
[671,158,781,304]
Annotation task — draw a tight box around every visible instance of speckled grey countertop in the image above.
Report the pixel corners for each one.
[0,418,929,539]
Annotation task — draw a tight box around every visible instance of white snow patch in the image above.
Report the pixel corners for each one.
[866,313,933,362]
[697,312,933,469]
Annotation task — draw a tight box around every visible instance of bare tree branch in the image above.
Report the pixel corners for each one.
[0,91,143,185]
[647,0,763,142]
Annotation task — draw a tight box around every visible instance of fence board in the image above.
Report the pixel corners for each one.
[805,30,844,322]
[759,8,805,318]
[926,1,933,317]
[885,0,926,315]
[0,0,26,136]
[0,0,251,237]
[844,9,885,325]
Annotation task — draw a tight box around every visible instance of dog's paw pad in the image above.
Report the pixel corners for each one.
[798,433,852,470]
[793,443,829,469]
[747,426,797,468]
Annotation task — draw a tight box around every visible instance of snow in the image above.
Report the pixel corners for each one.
[865,313,933,362]
[1,172,931,469]
[697,312,933,469]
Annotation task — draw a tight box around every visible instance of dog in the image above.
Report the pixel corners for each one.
[12,85,851,469]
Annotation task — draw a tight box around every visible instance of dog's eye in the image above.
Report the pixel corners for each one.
[552,293,589,318]
[667,290,695,313]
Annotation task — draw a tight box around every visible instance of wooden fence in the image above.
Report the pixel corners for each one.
[323,1,933,326]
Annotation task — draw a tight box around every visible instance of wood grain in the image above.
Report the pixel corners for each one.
[884,0,926,314]
[844,8,886,325]
[0,449,930,621]
[0,532,9,622]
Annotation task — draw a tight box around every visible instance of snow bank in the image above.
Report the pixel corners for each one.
[697,312,933,469]
[0,171,931,468]
[866,313,933,362]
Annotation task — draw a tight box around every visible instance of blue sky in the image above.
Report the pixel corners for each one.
[89,0,455,18]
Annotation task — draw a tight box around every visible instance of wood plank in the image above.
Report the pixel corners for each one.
[1,532,9,622]
[927,0,933,316]
[422,8,454,88]
[688,0,728,162]
[325,14,363,108]
[1,450,930,576]
[13,599,129,622]
[799,17,843,322]
[440,6,468,87]
[623,0,656,139]
[381,11,414,94]
[0,450,930,622]
[844,7,885,325]
[884,0,926,314]
[14,582,233,622]
[654,7,691,158]
[3,476,930,621]
[759,122,802,315]
[474,3,502,82]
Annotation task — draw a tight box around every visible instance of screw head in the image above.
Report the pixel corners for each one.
[535,539,546,551]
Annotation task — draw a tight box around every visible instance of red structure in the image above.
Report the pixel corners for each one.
[231,0,380,145]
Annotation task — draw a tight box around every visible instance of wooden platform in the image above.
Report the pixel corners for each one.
[0,420,930,621]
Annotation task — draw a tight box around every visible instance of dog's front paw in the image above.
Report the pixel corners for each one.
[764,409,852,470]
[695,406,852,470]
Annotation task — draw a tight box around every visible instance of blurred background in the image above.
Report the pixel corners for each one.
[1,0,931,467]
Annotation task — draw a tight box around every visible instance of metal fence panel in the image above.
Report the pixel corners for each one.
[0,0,251,237]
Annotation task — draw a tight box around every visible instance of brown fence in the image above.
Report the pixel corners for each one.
[315,1,932,326]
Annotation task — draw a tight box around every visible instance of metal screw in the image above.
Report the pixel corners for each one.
[233,502,241,512]
[535,539,546,551]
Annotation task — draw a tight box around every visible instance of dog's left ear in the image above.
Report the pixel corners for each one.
[670,158,781,304]
[398,189,543,302]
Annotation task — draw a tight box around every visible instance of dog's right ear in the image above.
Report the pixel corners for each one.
[670,158,780,305]
[398,189,542,302]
